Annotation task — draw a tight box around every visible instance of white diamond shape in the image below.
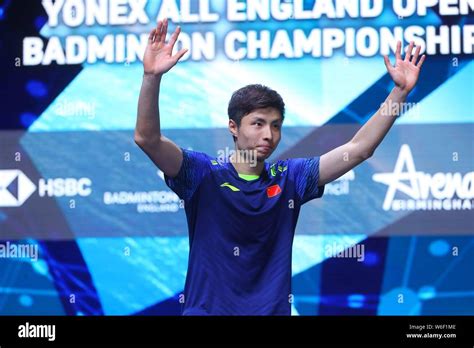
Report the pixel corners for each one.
[0,170,37,207]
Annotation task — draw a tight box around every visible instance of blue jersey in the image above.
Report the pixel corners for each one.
[164,148,324,315]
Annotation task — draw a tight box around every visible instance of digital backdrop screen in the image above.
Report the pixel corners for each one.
[0,0,473,317]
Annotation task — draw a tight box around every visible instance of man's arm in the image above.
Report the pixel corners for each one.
[319,41,426,186]
[134,19,188,178]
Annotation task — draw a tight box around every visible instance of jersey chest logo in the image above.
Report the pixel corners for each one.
[267,184,282,198]
[220,182,240,192]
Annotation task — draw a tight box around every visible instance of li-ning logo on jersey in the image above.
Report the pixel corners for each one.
[372,144,474,211]
[220,182,240,192]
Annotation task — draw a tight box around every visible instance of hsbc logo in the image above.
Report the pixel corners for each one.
[0,170,92,208]
[0,170,37,207]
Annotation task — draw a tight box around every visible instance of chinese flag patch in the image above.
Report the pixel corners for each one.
[267,184,282,198]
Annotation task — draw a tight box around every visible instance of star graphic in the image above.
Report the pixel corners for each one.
[372,145,424,211]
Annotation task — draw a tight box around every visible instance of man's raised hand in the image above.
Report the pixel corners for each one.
[143,18,188,76]
[384,41,426,94]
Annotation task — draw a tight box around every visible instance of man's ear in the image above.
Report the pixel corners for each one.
[229,119,238,138]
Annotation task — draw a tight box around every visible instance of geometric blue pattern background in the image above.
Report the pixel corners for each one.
[1,1,473,316]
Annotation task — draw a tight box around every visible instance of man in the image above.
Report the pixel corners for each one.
[135,19,425,315]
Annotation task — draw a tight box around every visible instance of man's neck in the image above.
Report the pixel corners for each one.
[229,153,264,176]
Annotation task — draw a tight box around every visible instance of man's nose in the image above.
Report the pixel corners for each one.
[263,126,273,141]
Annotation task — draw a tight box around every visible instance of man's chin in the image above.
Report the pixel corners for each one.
[256,150,273,162]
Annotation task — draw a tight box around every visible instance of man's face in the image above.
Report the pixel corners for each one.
[230,107,283,162]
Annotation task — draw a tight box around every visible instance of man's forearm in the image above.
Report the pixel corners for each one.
[135,74,163,142]
[351,86,409,157]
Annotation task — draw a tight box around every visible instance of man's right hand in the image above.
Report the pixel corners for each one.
[143,18,188,76]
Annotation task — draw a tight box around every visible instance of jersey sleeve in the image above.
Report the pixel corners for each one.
[164,148,212,202]
[289,156,325,205]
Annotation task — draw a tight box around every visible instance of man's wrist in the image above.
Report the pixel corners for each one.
[143,72,163,82]
[143,72,163,85]
[393,86,410,100]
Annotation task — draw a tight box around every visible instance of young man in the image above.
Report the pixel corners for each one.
[135,19,425,315]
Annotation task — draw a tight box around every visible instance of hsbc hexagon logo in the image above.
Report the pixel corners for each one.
[0,170,36,207]
[0,170,92,207]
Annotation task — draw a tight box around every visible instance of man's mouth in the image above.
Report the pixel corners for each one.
[257,145,272,152]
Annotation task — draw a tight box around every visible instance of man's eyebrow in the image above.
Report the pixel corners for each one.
[251,116,282,123]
